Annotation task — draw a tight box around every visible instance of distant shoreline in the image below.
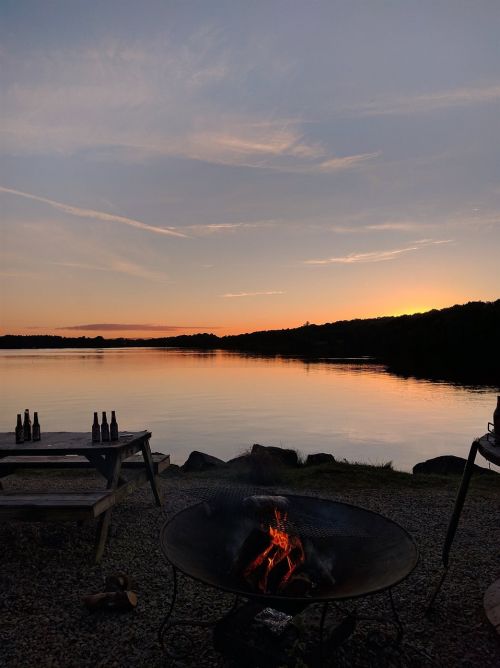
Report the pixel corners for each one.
[2,299,499,386]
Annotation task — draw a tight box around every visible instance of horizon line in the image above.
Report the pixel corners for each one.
[0,298,497,341]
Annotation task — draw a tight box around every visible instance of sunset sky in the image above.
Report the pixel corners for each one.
[1,1,499,338]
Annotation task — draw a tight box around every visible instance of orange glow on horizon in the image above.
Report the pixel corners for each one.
[0,296,486,339]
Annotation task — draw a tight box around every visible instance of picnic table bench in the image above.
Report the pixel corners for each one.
[0,431,169,561]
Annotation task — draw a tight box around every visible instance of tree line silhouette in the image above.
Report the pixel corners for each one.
[1,300,499,385]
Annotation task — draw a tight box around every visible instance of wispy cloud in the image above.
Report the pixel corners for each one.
[184,220,275,235]
[328,220,434,234]
[311,153,380,173]
[329,211,500,235]
[1,32,231,154]
[2,58,379,173]
[0,186,187,238]
[185,129,379,172]
[51,260,170,284]
[222,290,285,298]
[329,225,360,234]
[195,130,308,157]
[353,83,500,116]
[169,121,380,173]
[55,323,217,332]
[304,239,452,265]
[365,222,425,231]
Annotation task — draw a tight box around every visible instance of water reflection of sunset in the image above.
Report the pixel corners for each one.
[1,349,496,472]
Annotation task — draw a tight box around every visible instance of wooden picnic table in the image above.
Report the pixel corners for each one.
[0,431,168,561]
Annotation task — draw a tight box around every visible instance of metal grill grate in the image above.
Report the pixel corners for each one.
[184,485,371,539]
[288,509,371,539]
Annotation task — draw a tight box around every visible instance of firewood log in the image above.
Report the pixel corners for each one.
[280,572,313,597]
[242,495,289,514]
[232,527,271,575]
[82,590,137,612]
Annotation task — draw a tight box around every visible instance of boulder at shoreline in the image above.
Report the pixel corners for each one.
[182,451,226,472]
[306,453,335,466]
[413,455,494,476]
[251,443,299,467]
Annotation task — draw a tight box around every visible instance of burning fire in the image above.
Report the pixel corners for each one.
[243,508,305,594]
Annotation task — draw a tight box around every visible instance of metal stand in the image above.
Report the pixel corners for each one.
[158,565,405,666]
[158,564,240,659]
[426,439,479,612]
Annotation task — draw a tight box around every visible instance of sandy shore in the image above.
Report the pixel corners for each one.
[1,469,499,667]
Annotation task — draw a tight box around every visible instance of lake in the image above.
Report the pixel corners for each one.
[0,348,497,471]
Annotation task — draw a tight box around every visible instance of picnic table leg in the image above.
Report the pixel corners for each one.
[85,451,127,486]
[141,439,162,507]
[95,453,123,563]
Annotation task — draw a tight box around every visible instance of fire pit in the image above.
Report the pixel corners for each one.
[159,492,418,662]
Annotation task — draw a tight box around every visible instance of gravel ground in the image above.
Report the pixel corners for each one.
[0,470,499,668]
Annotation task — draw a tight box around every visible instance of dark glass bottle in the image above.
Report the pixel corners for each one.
[92,412,100,442]
[494,396,500,437]
[101,411,110,442]
[32,412,41,441]
[110,411,119,441]
[23,409,31,441]
[15,414,24,443]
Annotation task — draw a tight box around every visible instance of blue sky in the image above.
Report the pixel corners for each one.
[1,1,499,336]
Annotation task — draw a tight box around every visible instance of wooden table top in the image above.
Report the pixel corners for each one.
[0,431,151,457]
[478,432,500,467]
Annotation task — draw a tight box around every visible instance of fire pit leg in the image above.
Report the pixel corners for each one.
[319,602,328,641]
[158,565,241,660]
[158,564,179,653]
[304,602,357,666]
[318,602,329,666]
[388,589,403,646]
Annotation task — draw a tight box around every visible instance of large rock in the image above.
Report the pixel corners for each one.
[305,453,335,466]
[227,445,299,484]
[182,451,225,472]
[226,454,251,467]
[412,455,494,476]
[251,443,299,467]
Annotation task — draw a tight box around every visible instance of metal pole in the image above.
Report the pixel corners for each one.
[426,439,479,612]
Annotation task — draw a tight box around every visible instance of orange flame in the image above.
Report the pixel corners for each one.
[243,508,305,593]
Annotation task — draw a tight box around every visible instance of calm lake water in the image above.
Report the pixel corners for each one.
[0,348,498,471]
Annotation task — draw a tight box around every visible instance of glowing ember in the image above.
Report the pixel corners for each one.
[242,509,305,594]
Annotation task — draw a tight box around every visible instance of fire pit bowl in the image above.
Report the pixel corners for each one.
[160,494,418,604]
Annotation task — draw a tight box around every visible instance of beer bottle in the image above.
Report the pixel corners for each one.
[494,396,500,437]
[92,412,100,443]
[101,411,110,442]
[23,409,32,441]
[32,412,41,441]
[15,414,24,443]
[110,411,119,441]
